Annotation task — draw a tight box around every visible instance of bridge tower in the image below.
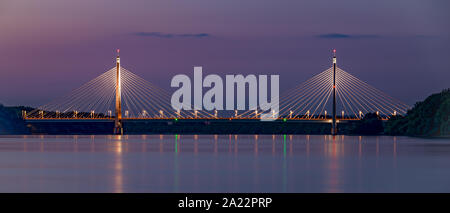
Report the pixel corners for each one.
[332,49,337,135]
[114,49,123,134]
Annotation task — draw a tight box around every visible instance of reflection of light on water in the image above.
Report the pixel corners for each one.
[158,134,164,153]
[376,137,379,157]
[228,134,232,153]
[332,136,337,157]
[358,136,362,158]
[271,135,275,155]
[177,134,181,153]
[253,136,260,192]
[282,134,287,192]
[326,135,344,158]
[174,135,179,192]
[393,137,397,169]
[376,137,379,168]
[113,139,124,193]
[254,135,258,156]
[114,135,123,153]
[194,135,198,155]
[393,136,397,157]
[90,140,95,152]
[114,141,123,153]
[72,136,78,152]
[323,136,327,154]
[306,135,310,157]
[289,136,293,156]
[326,136,341,193]
[214,135,218,154]
[175,134,178,153]
[142,141,146,152]
[392,136,398,190]
[234,135,238,154]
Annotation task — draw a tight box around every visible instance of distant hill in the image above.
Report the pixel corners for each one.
[0,104,32,134]
[385,89,450,137]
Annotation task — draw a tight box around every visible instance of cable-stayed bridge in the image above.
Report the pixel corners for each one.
[23,50,410,135]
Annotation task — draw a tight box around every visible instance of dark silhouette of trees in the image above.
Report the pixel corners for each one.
[0,104,32,134]
[349,112,384,135]
[385,89,450,137]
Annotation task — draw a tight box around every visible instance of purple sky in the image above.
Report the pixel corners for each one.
[0,0,449,107]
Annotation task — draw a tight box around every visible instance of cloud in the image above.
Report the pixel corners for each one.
[133,32,210,38]
[316,33,381,39]
[413,35,438,39]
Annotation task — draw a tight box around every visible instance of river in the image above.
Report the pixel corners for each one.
[0,135,449,192]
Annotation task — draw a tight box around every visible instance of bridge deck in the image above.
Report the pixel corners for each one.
[24,118,361,122]
[23,118,363,135]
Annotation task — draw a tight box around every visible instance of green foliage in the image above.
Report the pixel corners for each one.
[385,89,450,137]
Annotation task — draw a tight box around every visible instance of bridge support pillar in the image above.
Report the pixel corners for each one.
[114,49,123,135]
[332,50,337,135]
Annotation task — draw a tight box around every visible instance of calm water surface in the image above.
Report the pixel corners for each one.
[0,134,449,192]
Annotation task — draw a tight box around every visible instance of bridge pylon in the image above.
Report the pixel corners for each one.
[114,49,123,135]
[332,49,337,135]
